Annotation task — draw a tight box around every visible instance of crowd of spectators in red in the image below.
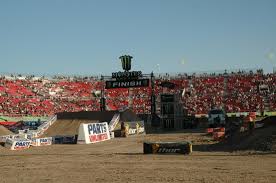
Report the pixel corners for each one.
[0,70,275,117]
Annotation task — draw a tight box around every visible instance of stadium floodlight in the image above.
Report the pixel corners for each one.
[119,55,132,71]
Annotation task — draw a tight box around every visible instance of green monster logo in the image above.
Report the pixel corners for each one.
[119,55,132,71]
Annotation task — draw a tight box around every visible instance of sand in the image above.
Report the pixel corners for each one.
[0,132,275,183]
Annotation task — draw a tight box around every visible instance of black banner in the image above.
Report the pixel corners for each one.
[52,135,77,144]
[143,141,192,154]
[105,79,149,89]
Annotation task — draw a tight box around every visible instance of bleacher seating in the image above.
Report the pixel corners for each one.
[0,71,275,116]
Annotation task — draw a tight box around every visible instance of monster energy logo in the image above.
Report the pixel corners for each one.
[119,55,132,71]
[112,71,142,79]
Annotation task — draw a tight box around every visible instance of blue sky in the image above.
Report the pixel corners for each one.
[0,0,276,76]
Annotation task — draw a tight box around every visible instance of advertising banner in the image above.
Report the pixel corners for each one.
[143,141,192,154]
[121,121,145,137]
[105,79,149,89]
[52,135,77,144]
[31,137,52,146]
[5,138,32,150]
[77,122,110,144]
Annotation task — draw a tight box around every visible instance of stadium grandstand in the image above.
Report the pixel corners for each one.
[0,69,275,117]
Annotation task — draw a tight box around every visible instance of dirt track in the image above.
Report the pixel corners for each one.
[0,133,276,183]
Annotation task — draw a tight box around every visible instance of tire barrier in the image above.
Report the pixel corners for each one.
[4,138,32,150]
[52,135,77,144]
[143,141,192,154]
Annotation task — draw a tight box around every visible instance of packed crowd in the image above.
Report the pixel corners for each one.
[0,71,275,116]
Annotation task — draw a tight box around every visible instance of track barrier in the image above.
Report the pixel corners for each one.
[52,135,77,144]
[4,138,31,150]
[77,122,110,144]
[31,137,52,146]
[143,141,192,154]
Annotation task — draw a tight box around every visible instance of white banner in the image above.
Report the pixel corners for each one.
[31,137,52,146]
[5,138,32,150]
[77,122,110,144]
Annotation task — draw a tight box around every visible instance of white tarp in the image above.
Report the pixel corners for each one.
[77,122,110,144]
[5,138,31,150]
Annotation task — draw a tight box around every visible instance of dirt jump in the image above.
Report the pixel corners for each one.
[210,117,276,152]
[41,119,98,137]
[0,125,13,136]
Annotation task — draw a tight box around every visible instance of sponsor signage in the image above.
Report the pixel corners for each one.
[121,121,145,137]
[143,141,192,154]
[120,55,132,71]
[40,138,51,145]
[105,79,149,89]
[52,135,77,144]
[77,122,111,144]
[5,138,32,150]
[111,71,142,80]
[31,137,52,146]
[104,55,151,89]
[14,141,31,150]
[87,123,109,143]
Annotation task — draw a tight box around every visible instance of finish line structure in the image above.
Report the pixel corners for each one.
[99,55,156,115]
